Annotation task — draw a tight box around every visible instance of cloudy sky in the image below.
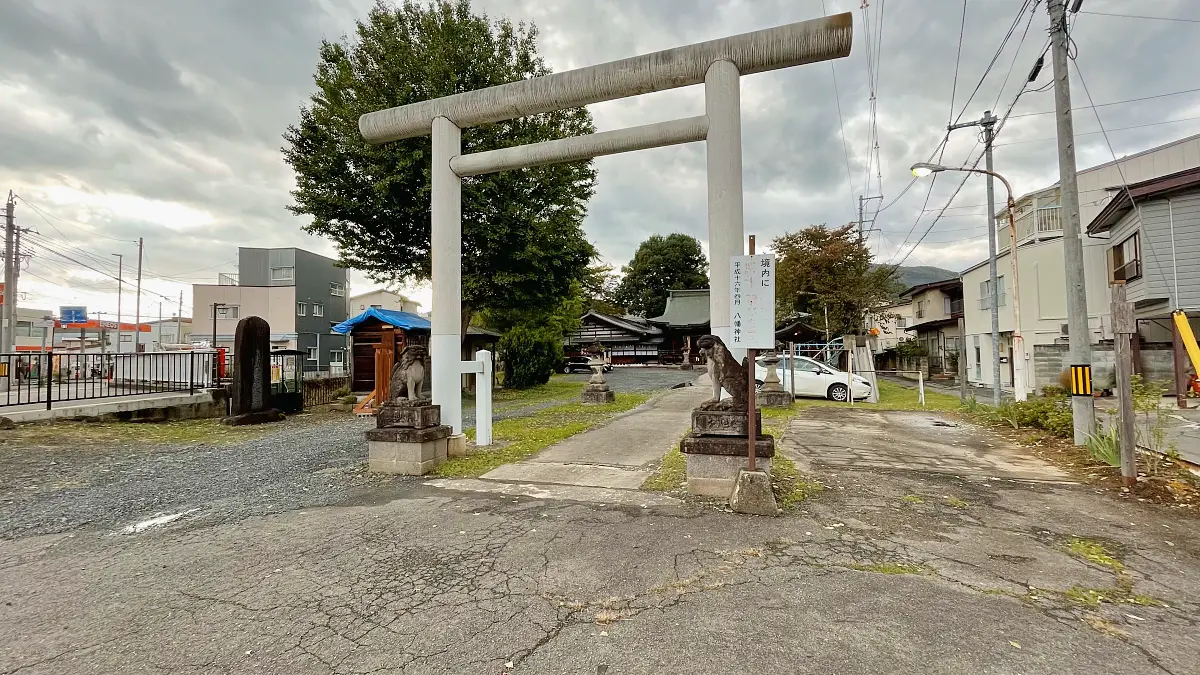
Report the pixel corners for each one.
[1,0,1197,319]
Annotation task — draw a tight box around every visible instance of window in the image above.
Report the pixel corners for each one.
[15,321,41,338]
[329,350,345,364]
[297,302,307,316]
[161,333,175,343]
[312,303,324,317]
[896,317,907,328]
[1110,232,1142,282]
[943,297,952,315]
[211,305,240,319]
[915,300,926,318]
[271,266,294,281]
[330,282,345,297]
[978,277,1006,309]
[120,334,132,343]
[307,347,318,361]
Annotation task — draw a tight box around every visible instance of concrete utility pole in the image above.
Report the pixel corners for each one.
[857,195,882,243]
[1111,282,1137,485]
[112,253,123,350]
[1049,0,1096,444]
[3,191,15,354]
[134,237,143,353]
[177,291,183,345]
[949,111,1002,406]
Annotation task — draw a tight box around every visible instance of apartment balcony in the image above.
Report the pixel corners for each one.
[978,292,1007,310]
[1001,205,1062,251]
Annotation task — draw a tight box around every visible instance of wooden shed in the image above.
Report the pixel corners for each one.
[332,308,430,392]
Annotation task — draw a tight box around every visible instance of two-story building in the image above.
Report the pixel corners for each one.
[962,133,1200,395]
[349,289,421,315]
[899,279,963,376]
[867,300,914,353]
[192,248,349,371]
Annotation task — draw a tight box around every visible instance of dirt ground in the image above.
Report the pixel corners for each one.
[1,406,1198,674]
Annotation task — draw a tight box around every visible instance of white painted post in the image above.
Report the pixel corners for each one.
[475,349,493,447]
[705,59,744,363]
[918,370,926,408]
[431,116,463,433]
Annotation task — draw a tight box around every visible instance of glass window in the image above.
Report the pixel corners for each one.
[212,305,240,319]
[297,302,307,316]
[1110,232,1142,282]
[313,303,324,317]
[307,347,318,361]
[329,350,345,364]
[271,266,294,281]
[330,282,345,297]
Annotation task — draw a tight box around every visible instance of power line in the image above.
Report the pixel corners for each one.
[13,195,138,243]
[821,0,857,216]
[1078,10,1200,25]
[1006,87,1200,119]
[993,115,1200,146]
[951,0,1034,125]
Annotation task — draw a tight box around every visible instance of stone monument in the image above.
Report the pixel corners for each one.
[581,353,615,405]
[680,336,694,370]
[757,354,794,407]
[223,316,284,426]
[679,335,775,498]
[366,345,452,474]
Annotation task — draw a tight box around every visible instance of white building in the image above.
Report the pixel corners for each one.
[349,289,421,315]
[961,133,1200,397]
[867,300,913,352]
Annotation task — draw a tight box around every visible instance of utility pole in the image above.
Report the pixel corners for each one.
[157,301,162,347]
[134,237,143,353]
[1111,282,1137,485]
[949,111,1002,406]
[177,291,183,345]
[112,253,123,351]
[857,195,882,242]
[1049,0,1096,444]
[3,191,15,354]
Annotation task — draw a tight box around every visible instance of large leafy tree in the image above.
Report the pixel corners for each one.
[613,234,709,318]
[283,0,597,330]
[773,224,902,335]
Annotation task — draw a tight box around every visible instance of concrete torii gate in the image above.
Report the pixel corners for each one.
[359,13,853,434]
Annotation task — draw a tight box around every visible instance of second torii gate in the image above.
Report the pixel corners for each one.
[359,13,854,434]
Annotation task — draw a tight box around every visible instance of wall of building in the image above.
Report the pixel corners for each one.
[867,302,912,352]
[1032,343,1177,392]
[1105,193,1200,313]
[191,285,297,350]
[350,290,421,314]
[293,249,348,369]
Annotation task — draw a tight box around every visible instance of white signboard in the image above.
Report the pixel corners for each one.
[730,254,776,349]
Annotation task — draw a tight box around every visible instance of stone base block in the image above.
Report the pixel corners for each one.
[680,363,694,370]
[377,402,441,429]
[365,425,452,443]
[448,433,468,457]
[684,453,773,498]
[581,389,615,405]
[729,469,779,515]
[691,409,761,436]
[368,433,449,475]
[757,390,794,408]
[680,433,774,457]
[222,409,285,426]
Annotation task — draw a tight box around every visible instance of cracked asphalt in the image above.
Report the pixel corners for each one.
[2,397,1199,673]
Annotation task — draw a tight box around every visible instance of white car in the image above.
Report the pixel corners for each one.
[754,354,872,402]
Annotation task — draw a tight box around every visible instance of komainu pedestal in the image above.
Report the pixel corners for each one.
[366,400,451,475]
[680,335,776,499]
[581,358,615,405]
[757,355,794,408]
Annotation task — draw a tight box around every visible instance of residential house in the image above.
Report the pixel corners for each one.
[867,300,914,353]
[349,289,421,315]
[192,248,349,371]
[962,133,1200,395]
[1086,166,1200,397]
[900,279,963,376]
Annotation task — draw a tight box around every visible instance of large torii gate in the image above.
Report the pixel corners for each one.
[359,13,853,434]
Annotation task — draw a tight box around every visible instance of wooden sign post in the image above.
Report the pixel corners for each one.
[731,235,775,472]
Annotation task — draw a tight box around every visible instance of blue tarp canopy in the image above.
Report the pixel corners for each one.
[332,307,431,335]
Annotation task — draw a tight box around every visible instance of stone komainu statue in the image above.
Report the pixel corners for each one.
[389,344,429,402]
[695,334,749,411]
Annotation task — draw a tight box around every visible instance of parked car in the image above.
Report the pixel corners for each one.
[561,355,612,374]
[754,354,871,402]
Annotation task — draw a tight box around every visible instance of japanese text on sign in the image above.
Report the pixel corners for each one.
[730,254,775,349]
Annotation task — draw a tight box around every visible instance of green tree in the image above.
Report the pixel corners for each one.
[773,224,901,335]
[283,0,597,331]
[613,234,709,318]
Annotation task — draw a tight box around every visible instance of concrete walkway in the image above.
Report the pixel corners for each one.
[431,378,708,503]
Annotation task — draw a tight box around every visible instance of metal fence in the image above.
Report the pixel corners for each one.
[0,351,216,410]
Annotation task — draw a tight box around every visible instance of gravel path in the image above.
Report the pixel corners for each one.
[1,369,695,540]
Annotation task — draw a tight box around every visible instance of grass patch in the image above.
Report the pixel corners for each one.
[945,495,969,508]
[852,562,925,575]
[758,379,962,421]
[1064,585,1161,608]
[642,445,687,492]
[771,454,824,508]
[437,393,650,477]
[1067,537,1125,572]
[470,376,583,411]
[6,418,272,447]
[901,494,925,504]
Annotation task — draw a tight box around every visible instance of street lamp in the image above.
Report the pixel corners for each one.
[909,162,1027,402]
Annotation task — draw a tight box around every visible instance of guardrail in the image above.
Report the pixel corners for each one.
[0,351,216,410]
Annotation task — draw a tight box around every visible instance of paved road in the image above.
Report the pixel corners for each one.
[3,423,1198,673]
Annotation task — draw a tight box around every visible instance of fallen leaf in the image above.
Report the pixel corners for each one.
[1009,641,1021,649]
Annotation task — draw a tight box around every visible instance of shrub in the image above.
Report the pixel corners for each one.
[499,325,562,389]
[332,386,351,398]
[963,391,1074,439]
[1085,427,1121,467]
[340,394,358,404]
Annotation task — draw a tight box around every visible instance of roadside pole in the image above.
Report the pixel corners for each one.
[958,317,968,401]
[746,235,757,472]
[1048,0,1096,443]
[1111,282,1137,485]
